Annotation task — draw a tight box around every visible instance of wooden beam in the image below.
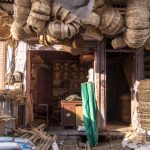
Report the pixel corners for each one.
[94,40,106,131]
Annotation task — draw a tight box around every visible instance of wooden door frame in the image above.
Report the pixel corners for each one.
[94,40,144,131]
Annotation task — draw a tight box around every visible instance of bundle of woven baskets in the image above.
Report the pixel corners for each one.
[120,94,131,123]
[123,0,150,48]
[138,79,150,130]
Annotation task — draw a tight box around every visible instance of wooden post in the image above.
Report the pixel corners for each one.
[131,49,144,129]
[94,40,106,131]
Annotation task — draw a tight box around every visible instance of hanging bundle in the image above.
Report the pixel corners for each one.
[47,2,81,40]
[99,8,123,36]
[111,36,127,49]
[123,0,150,48]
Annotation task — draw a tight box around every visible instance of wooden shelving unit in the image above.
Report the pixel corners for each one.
[52,60,88,124]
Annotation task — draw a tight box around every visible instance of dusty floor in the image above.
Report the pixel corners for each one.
[91,141,123,150]
[60,140,124,150]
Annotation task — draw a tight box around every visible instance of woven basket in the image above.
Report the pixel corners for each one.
[100,9,123,36]
[126,7,149,19]
[15,0,31,8]
[123,29,149,48]
[83,12,100,28]
[111,37,127,49]
[27,15,46,34]
[13,4,30,21]
[127,0,149,9]
[31,1,51,16]
[99,8,116,30]
[10,22,27,40]
[85,26,104,41]
[47,21,61,39]
[29,11,50,21]
[126,17,149,30]
[138,79,150,90]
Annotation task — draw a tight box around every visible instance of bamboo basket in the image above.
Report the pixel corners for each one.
[31,1,51,16]
[126,7,149,19]
[84,26,104,41]
[27,15,46,34]
[83,12,100,28]
[29,11,50,21]
[99,8,123,36]
[126,17,149,30]
[14,0,31,8]
[111,37,127,49]
[10,22,27,40]
[138,79,150,90]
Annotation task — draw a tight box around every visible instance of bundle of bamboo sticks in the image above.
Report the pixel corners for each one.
[16,124,58,150]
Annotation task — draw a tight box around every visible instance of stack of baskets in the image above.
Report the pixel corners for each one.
[11,0,31,40]
[121,94,131,124]
[138,79,150,130]
[123,0,150,48]
[99,8,123,36]
[26,0,51,34]
[47,2,81,40]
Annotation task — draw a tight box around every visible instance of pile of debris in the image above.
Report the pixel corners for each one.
[0,89,26,104]
[15,124,58,150]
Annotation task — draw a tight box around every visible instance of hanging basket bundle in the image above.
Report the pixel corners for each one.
[13,4,30,22]
[31,1,51,16]
[14,0,31,8]
[123,28,149,48]
[124,0,150,48]
[83,12,100,28]
[10,22,27,40]
[84,26,104,41]
[99,8,123,36]
[111,37,127,49]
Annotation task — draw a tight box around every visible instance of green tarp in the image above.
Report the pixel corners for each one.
[81,82,98,146]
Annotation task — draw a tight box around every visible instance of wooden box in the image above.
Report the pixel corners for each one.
[61,101,82,128]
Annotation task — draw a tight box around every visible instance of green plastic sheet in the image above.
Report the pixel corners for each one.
[81,82,98,146]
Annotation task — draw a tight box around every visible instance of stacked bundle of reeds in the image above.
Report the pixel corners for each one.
[138,79,150,130]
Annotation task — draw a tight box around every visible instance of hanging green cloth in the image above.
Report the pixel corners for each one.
[81,82,98,146]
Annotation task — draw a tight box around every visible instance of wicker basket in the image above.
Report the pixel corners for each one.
[27,15,46,34]
[99,8,123,36]
[47,21,61,39]
[85,26,104,41]
[10,22,27,40]
[111,37,127,49]
[14,0,31,8]
[83,12,100,28]
[138,79,150,90]
[31,1,51,16]
[29,11,50,21]
[126,17,149,30]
